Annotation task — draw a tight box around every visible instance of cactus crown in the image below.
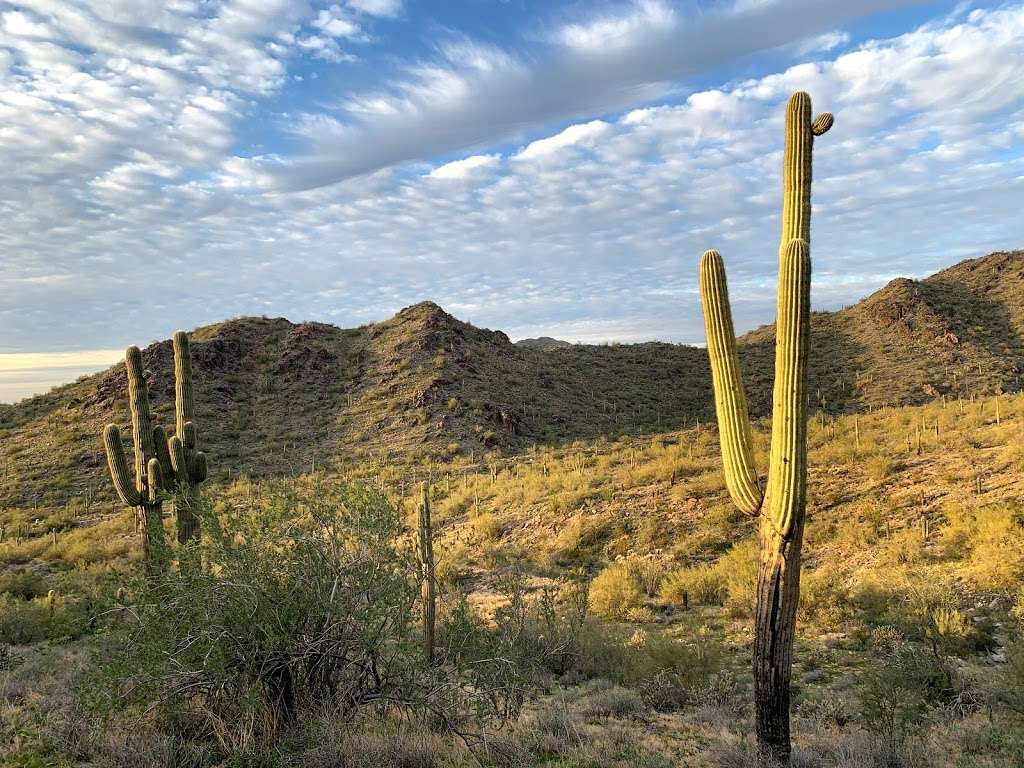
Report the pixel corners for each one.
[699,91,830,538]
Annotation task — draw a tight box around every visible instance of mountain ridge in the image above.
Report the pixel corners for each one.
[1,250,1022,514]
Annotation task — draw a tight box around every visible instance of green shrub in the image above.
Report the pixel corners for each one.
[0,593,52,644]
[101,482,535,754]
[0,569,47,600]
[959,504,1024,594]
[659,564,726,607]
[859,642,952,764]
[719,539,759,618]
[589,562,643,620]
[798,565,851,628]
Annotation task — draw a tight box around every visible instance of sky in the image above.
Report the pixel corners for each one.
[2,0,1024,402]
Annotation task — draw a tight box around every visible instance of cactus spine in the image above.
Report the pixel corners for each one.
[699,91,831,765]
[102,346,168,574]
[418,481,437,664]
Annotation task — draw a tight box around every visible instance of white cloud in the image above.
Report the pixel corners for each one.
[428,154,501,180]
[558,0,675,52]
[3,1,1024,362]
[270,0,923,191]
[515,121,612,160]
[349,0,402,18]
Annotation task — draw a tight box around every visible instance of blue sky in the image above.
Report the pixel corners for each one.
[2,0,1024,401]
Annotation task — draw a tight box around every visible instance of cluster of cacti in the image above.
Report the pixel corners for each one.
[699,91,831,765]
[102,331,207,572]
[418,481,437,664]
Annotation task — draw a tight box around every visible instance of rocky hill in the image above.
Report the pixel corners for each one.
[1,250,1021,514]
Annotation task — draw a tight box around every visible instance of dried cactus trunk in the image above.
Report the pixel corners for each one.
[102,346,168,574]
[418,481,437,664]
[699,91,831,766]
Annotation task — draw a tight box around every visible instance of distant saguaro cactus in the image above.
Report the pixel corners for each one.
[102,346,169,574]
[418,481,437,664]
[699,91,832,766]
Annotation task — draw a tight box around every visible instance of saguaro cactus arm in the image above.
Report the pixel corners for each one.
[700,249,763,515]
[146,458,163,505]
[125,345,156,493]
[765,239,811,539]
[170,331,207,487]
[174,330,195,438]
[103,424,141,507]
[192,451,208,483]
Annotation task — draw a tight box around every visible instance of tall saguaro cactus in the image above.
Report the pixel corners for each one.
[699,91,832,765]
[168,331,207,543]
[102,346,168,574]
[102,331,209,570]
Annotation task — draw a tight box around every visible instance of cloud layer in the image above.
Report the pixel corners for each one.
[2,0,1023,384]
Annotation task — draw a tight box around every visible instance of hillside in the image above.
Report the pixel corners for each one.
[2,251,1024,768]
[1,250,1022,516]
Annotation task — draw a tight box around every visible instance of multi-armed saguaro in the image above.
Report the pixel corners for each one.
[699,91,832,766]
[103,346,169,574]
[102,331,208,572]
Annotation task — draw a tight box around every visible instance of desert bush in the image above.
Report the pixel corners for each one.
[719,540,759,618]
[575,683,645,719]
[472,511,503,542]
[958,504,1024,594]
[520,700,583,756]
[589,562,643,620]
[864,453,895,482]
[0,593,53,644]
[0,569,47,600]
[878,527,928,567]
[100,481,536,755]
[628,558,665,597]
[859,642,952,765]
[0,591,91,645]
[659,564,726,607]
[799,566,851,628]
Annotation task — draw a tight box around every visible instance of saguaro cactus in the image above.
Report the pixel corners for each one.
[699,91,831,765]
[102,331,209,570]
[418,481,437,664]
[167,331,207,543]
[102,346,168,574]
